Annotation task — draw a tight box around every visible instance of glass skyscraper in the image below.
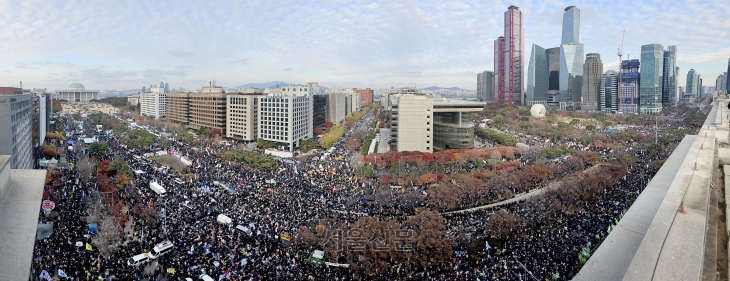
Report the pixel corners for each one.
[559,6,582,110]
[601,70,618,112]
[527,43,547,103]
[561,6,580,45]
[686,69,700,98]
[662,46,678,106]
[546,47,561,108]
[559,43,584,105]
[639,44,664,114]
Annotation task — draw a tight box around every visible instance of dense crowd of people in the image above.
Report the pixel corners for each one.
[28,106,705,280]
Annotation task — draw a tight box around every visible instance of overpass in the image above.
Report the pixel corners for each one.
[576,99,729,280]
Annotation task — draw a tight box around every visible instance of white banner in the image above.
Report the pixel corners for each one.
[325,262,350,268]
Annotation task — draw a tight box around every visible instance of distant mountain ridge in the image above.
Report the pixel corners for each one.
[422,86,466,91]
[235,81,289,88]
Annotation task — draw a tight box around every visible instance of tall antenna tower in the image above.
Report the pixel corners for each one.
[618,30,625,111]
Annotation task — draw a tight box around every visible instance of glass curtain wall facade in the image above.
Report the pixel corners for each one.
[639,44,664,114]
[686,69,699,98]
[662,46,678,106]
[527,43,548,103]
[561,6,580,44]
[601,70,618,112]
[559,43,584,105]
[546,47,561,108]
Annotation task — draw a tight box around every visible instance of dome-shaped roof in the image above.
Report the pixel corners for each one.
[68,83,85,90]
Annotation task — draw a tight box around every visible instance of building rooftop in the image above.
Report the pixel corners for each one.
[0,155,46,280]
[67,83,85,90]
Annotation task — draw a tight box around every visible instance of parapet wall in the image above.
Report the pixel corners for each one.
[576,101,722,281]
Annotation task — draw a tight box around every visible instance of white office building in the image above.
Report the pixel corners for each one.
[140,87,167,119]
[226,89,265,141]
[258,87,313,151]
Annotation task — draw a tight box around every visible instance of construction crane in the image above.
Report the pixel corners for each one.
[618,30,625,112]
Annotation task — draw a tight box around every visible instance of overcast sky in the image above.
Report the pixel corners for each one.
[1,0,729,91]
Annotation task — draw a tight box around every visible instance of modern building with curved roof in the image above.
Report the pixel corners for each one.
[55,83,99,103]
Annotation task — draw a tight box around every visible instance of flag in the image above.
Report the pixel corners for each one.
[485,241,491,250]
[40,270,51,280]
[58,269,68,278]
[85,243,93,251]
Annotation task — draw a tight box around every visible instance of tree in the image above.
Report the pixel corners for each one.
[108,157,132,176]
[115,173,132,190]
[91,215,122,258]
[77,155,95,179]
[345,138,361,151]
[486,209,521,238]
[88,142,110,156]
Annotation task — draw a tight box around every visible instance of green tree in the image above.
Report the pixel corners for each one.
[108,157,132,176]
[88,142,110,156]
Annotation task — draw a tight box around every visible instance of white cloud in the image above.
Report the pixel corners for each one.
[0,0,728,90]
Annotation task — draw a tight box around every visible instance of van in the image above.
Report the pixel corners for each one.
[236,225,253,237]
[217,214,232,225]
[149,240,174,259]
[174,178,185,185]
[182,201,194,210]
[199,274,215,281]
[127,253,151,266]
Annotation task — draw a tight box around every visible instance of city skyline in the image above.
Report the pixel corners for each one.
[1,0,729,91]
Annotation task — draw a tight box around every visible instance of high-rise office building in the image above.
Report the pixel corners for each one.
[226,90,265,141]
[662,46,678,106]
[561,6,580,44]
[477,71,494,103]
[142,86,146,93]
[686,69,700,98]
[699,77,703,98]
[601,70,619,112]
[559,43,584,106]
[559,6,583,110]
[726,59,730,94]
[164,83,170,93]
[526,44,548,104]
[258,88,313,152]
[716,72,727,94]
[140,87,166,119]
[493,5,524,105]
[639,44,664,113]
[620,59,640,113]
[312,93,327,126]
[0,88,32,169]
[546,47,561,108]
[581,53,603,111]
